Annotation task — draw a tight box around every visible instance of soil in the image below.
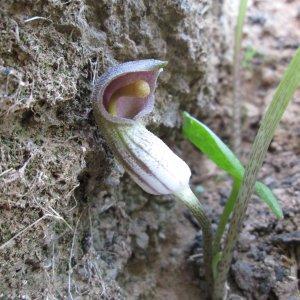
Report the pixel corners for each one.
[0,0,299,299]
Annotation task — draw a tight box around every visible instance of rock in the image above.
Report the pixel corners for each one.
[254,270,273,297]
[272,231,300,245]
[231,261,254,292]
[261,68,278,87]
[247,245,266,262]
[249,12,267,25]
[195,185,205,194]
[228,294,246,300]
[274,265,287,282]
[135,232,149,250]
[237,232,256,252]
[264,255,276,267]
[232,261,274,298]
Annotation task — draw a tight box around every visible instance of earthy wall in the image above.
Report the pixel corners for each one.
[0,0,226,298]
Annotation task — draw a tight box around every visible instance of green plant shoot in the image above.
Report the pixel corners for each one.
[213,46,300,300]
[182,112,283,219]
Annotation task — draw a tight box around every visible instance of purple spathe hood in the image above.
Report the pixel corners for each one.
[91,59,191,196]
[92,59,167,125]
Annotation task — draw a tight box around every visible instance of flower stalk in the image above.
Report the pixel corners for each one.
[175,187,214,292]
[92,60,214,297]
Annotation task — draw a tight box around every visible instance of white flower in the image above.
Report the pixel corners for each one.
[116,124,191,195]
[92,59,191,195]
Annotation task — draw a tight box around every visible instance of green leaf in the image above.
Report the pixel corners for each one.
[182,111,283,218]
[255,182,283,218]
[182,112,244,179]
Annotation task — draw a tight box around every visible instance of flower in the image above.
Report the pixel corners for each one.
[92,59,191,195]
[92,61,214,287]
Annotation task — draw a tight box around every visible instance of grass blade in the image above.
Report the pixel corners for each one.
[232,0,248,155]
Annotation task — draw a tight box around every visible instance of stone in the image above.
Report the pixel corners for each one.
[272,231,300,245]
[135,232,149,250]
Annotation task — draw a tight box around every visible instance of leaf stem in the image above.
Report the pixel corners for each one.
[175,187,214,294]
[213,180,240,256]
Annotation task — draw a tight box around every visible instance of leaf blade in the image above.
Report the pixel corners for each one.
[182,111,283,218]
[255,182,283,219]
[182,112,244,178]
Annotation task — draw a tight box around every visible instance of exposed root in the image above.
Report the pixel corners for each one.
[24,16,52,24]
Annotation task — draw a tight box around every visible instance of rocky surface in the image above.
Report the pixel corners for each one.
[0,0,226,298]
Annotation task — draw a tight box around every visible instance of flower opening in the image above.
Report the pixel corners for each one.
[92,59,192,196]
